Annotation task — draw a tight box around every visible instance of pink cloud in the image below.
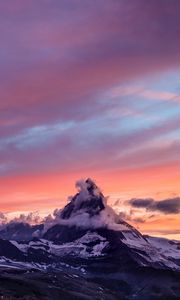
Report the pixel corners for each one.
[0,0,180,219]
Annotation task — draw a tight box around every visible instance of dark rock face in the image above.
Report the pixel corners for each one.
[43,224,88,243]
[60,178,105,219]
[0,239,24,260]
[0,268,122,300]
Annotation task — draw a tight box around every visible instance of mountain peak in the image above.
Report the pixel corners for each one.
[60,178,106,220]
[43,178,145,240]
[75,178,102,197]
[85,178,100,195]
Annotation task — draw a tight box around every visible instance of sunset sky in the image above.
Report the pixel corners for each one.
[0,1,180,239]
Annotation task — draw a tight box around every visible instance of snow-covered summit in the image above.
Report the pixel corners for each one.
[60,178,106,220]
[41,178,142,238]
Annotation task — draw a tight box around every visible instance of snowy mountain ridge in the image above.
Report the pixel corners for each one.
[0,178,179,274]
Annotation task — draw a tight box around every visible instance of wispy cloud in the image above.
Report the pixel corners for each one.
[128,197,180,214]
[0,0,180,231]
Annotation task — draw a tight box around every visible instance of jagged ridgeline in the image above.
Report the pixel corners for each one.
[0,178,179,271]
[0,178,180,300]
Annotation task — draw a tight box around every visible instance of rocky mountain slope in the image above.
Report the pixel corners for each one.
[0,178,180,299]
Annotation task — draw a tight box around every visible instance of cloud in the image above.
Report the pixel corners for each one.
[144,229,180,236]
[132,217,145,224]
[128,197,180,214]
[0,0,180,216]
[0,210,45,234]
[1,0,180,134]
[140,90,180,102]
[118,210,146,224]
[110,86,180,103]
[128,198,154,208]
[9,211,42,225]
[0,212,7,223]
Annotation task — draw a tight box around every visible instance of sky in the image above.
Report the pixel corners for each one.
[0,0,180,239]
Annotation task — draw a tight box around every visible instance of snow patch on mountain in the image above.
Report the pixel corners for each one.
[11,232,109,259]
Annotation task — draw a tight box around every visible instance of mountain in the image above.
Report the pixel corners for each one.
[0,178,180,300]
[0,222,44,241]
